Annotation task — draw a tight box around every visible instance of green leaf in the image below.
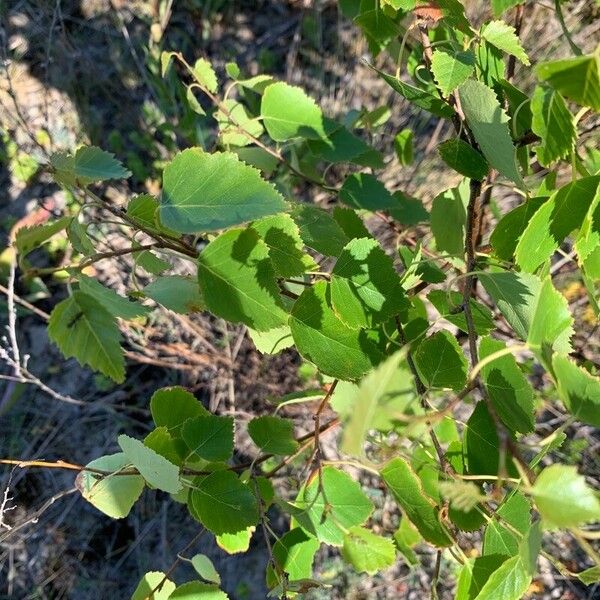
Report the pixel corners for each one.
[77,452,144,519]
[144,276,204,314]
[118,434,182,494]
[552,354,600,427]
[437,139,488,180]
[170,582,228,599]
[491,0,522,16]
[150,386,208,435]
[515,176,600,273]
[330,237,407,329]
[531,86,576,167]
[191,58,218,92]
[215,528,254,554]
[67,218,95,256]
[341,527,396,575]
[191,554,221,584]
[51,146,130,185]
[536,49,600,111]
[394,129,414,166]
[130,571,176,600]
[380,458,453,547]
[15,217,71,256]
[464,402,502,477]
[127,194,178,237]
[339,173,396,211]
[413,330,468,391]
[160,149,287,233]
[332,207,370,239]
[481,20,530,65]
[475,41,505,88]
[182,415,234,462]
[289,281,384,380]
[247,415,298,455]
[341,349,417,457]
[292,466,373,546]
[456,555,509,600]
[480,271,572,354]
[248,325,294,355]
[261,82,326,141]
[291,204,349,256]
[144,427,186,466]
[307,119,384,167]
[197,227,288,331]
[78,275,149,319]
[527,277,574,356]
[190,471,259,535]
[431,49,475,96]
[457,80,523,187]
[134,249,170,275]
[428,290,495,335]
[479,336,535,434]
[368,63,455,118]
[532,465,600,529]
[48,291,125,383]
[267,528,319,588]
[251,214,317,277]
[575,186,600,278]
[489,197,545,262]
[216,99,263,147]
[430,185,467,255]
[387,192,429,226]
[472,555,530,600]
[393,517,420,566]
[483,492,531,556]
[577,566,600,585]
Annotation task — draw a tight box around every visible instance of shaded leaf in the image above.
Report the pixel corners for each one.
[248,415,299,455]
[182,415,235,462]
[341,527,396,575]
[144,276,205,314]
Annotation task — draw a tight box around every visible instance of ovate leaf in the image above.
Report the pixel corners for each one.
[144,276,205,314]
[251,214,316,277]
[472,555,530,600]
[78,275,149,319]
[368,64,455,118]
[261,82,326,141]
[267,528,319,588]
[48,291,125,382]
[15,217,71,256]
[479,336,535,433]
[457,80,523,187]
[431,49,475,96]
[536,49,600,111]
[150,386,208,434]
[51,146,130,186]
[248,325,294,355]
[190,471,259,534]
[483,492,531,556]
[191,554,221,584]
[428,290,495,335]
[292,467,373,546]
[247,415,299,455]
[394,129,414,166]
[118,434,182,494]
[291,204,349,256]
[438,139,488,180]
[339,173,395,211]
[77,452,144,519]
[191,58,218,93]
[197,228,288,331]
[170,582,228,599]
[341,527,396,575]
[289,281,384,380]
[413,330,468,391]
[182,415,235,462]
[160,149,286,233]
[330,237,407,329]
[430,185,467,255]
[481,20,530,65]
[381,458,453,547]
[532,465,600,529]
[515,176,600,273]
[531,86,576,167]
[131,572,176,600]
[552,355,600,427]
